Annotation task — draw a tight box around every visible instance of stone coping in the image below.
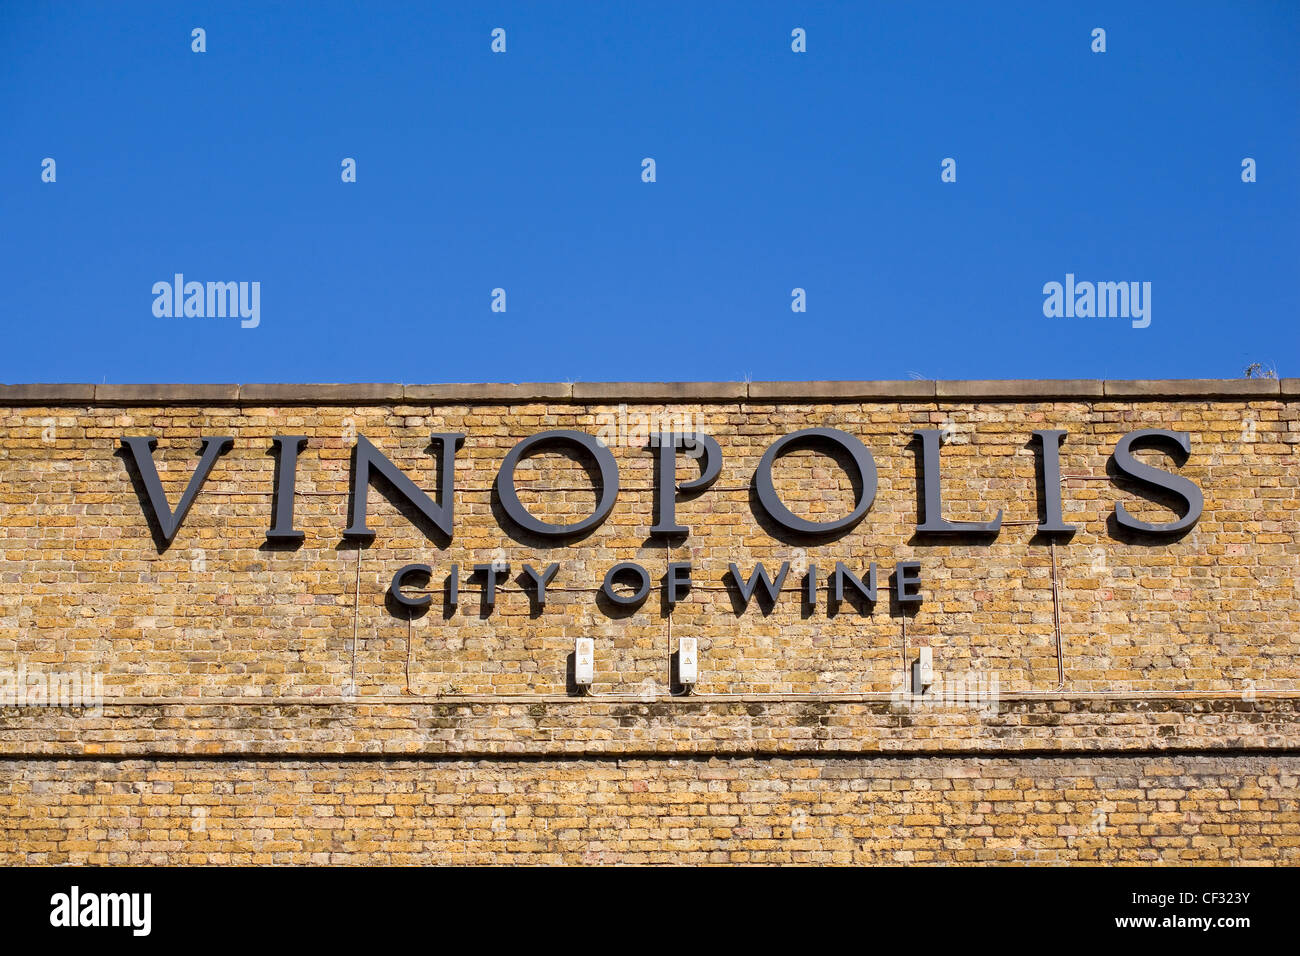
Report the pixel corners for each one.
[0,379,1291,405]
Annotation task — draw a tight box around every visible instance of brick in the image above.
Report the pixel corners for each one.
[0,383,1294,864]
[0,756,1293,865]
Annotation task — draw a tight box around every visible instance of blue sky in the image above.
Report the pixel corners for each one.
[3,1,1296,384]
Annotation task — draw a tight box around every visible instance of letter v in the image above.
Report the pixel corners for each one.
[120,437,233,546]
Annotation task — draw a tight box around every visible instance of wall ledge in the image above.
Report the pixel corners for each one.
[0,379,1286,406]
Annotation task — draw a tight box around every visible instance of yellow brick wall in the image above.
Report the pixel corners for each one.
[1,756,1296,865]
[0,385,1296,863]
[3,397,1296,697]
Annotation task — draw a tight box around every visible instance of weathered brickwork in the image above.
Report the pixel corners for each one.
[1,756,1296,865]
[0,381,1295,863]
[0,697,1295,757]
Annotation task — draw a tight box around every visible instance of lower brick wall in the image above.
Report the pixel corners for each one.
[2,755,1296,865]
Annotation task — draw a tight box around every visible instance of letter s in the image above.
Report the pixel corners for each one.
[1111,429,1203,534]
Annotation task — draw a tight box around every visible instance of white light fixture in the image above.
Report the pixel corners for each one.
[678,637,698,689]
[574,637,594,689]
[912,646,933,694]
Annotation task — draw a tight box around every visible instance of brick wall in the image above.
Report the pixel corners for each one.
[3,755,1296,865]
[1,379,1296,864]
